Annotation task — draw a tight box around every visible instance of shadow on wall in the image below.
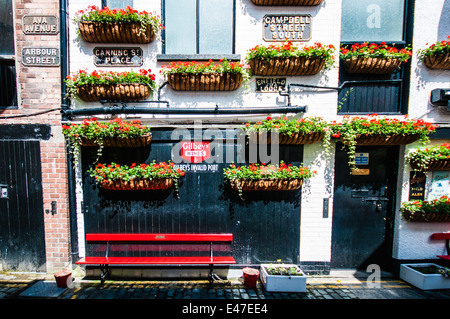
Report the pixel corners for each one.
[438,0,450,40]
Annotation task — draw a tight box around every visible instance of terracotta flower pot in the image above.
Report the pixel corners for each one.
[402,210,450,222]
[81,133,152,148]
[167,73,243,91]
[341,134,420,146]
[76,83,151,102]
[78,21,155,44]
[249,57,326,76]
[422,53,450,70]
[99,178,174,191]
[251,0,324,5]
[409,159,450,171]
[248,131,323,145]
[343,57,403,75]
[230,178,303,191]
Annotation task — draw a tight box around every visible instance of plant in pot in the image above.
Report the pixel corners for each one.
[62,118,152,165]
[88,161,185,191]
[241,115,329,145]
[330,114,437,168]
[74,5,163,43]
[160,59,249,91]
[417,36,450,70]
[245,41,335,76]
[400,195,450,222]
[340,42,412,74]
[406,143,450,171]
[223,161,316,198]
[260,260,307,292]
[65,68,157,102]
[400,263,450,290]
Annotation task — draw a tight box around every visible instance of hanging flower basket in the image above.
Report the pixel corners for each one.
[421,53,450,70]
[251,0,323,5]
[74,6,163,44]
[340,42,412,75]
[341,133,421,146]
[400,196,450,222]
[99,178,174,191]
[229,178,303,191]
[76,83,151,101]
[248,131,323,144]
[406,143,450,171]
[81,133,152,148]
[246,42,335,76]
[410,159,450,171]
[418,37,450,70]
[78,21,155,44]
[166,73,243,91]
[342,57,404,75]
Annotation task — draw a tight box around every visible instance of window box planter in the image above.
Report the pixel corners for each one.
[76,83,151,102]
[260,264,307,292]
[229,178,303,191]
[80,133,152,148]
[166,73,243,91]
[248,56,326,76]
[251,0,323,5]
[401,210,450,222]
[406,144,450,171]
[341,133,421,146]
[422,53,450,70]
[409,159,450,171]
[400,263,450,290]
[342,57,404,75]
[78,21,155,44]
[98,178,174,191]
[248,131,323,145]
[400,196,450,222]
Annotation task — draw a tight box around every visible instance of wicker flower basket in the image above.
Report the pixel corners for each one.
[343,57,403,75]
[229,178,303,191]
[99,178,174,191]
[402,210,450,222]
[249,57,326,76]
[248,131,323,145]
[422,53,450,70]
[166,73,243,91]
[251,0,324,5]
[78,21,156,44]
[409,159,450,171]
[80,133,152,148]
[341,134,420,146]
[76,83,151,102]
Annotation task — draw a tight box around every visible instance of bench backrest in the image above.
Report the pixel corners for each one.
[86,233,233,242]
[431,232,450,240]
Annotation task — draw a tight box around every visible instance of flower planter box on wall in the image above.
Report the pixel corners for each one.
[402,210,450,222]
[99,178,174,191]
[343,57,403,75]
[251,0,324,5]
[409,159,450,171]
[229,179,303,191]
[260,264,307,293]
[81,134,152,148]
[400,264,450,290]
[78,21,156,44]
[166,73,243,91]
[341,134,420,146]
[248,131,323,145]
[422,53,450,70]
[76,83,151,102]
[249,57,326,76]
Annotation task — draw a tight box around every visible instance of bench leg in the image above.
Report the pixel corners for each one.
[100,265,109,285]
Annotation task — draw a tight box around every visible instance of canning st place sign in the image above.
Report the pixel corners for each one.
[263,14,312,41]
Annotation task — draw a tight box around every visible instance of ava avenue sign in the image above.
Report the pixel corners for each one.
[22,15,59,35]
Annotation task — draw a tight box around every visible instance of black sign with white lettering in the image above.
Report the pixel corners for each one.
[409,171,426,200]
[94,47,143,66]
[255,78,286,93]
[22,47,60,66]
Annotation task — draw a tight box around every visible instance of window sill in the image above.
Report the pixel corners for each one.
[157,54,241,62]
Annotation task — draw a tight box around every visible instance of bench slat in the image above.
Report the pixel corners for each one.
[76,256,236,265]
[431,232,450,240]
[437,255,450,261]
[85,233,233,242]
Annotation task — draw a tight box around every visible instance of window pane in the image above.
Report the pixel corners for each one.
[164,0,197,54]
[0,0,14,55]
[199,0,233,54]
[105,0,133,9]
[341,0,404,42]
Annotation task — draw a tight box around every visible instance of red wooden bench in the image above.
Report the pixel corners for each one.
[76,233,236,285]
[431,232,450,261]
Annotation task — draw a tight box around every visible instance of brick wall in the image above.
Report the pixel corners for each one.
[0,0,71,273]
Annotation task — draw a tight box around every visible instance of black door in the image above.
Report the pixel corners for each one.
[0,140,46,271]
[331,144,398,271]
[81,129,302,264]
